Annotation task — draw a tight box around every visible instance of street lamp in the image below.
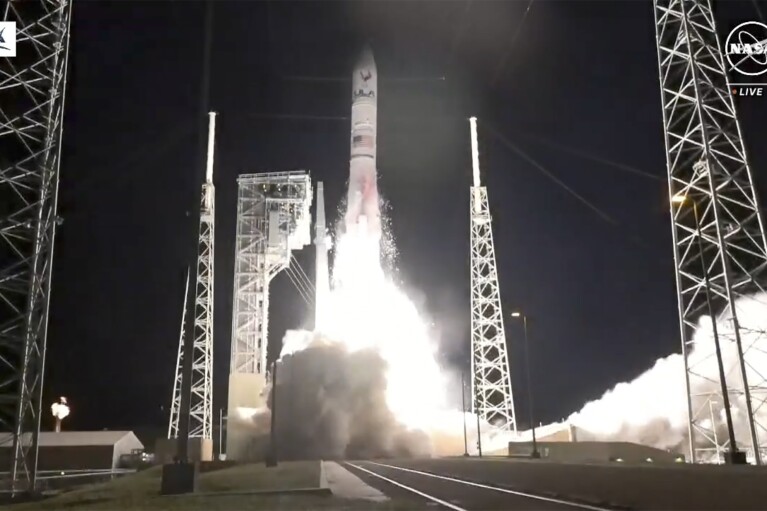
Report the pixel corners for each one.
[510,311,539,459]
[51,397,69,433]
[461,371,469,456]
[671,193,743,464]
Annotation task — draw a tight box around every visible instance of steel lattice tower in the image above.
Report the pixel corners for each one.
[0,1,72,493]
[168,269,191,439]
[168,113,217,441]
[229,172,312,376]
[468,117,517,433]
[655,0,767,464]
[227,171,311,459]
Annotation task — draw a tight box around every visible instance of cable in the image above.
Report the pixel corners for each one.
[752,0,765,23]
[509,129,663,182]
[284,264,313,306]
[288,263,313,298]
[291,258,315,294]
[484,123,619,226]
[291,262,315,301]
[284,266,312,306]
[244,109,658,183]
[448,0,473,61]
[482,121,666,257]
[61,120,197,205]
[491,0,536,88]
[248,113,349,122]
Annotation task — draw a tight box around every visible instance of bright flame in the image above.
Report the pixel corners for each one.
[324,224,448,430]
[279,206,497,455]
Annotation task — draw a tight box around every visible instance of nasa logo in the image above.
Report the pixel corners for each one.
[0,22,17,57]
[725,21,767,77]
[360,70,372,82]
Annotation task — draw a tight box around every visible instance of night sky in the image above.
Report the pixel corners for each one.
[46,1,767,439]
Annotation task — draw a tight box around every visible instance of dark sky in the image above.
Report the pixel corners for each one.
[47,0,767,436]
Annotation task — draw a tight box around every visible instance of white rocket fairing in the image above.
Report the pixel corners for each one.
[345,45,380,238]
[314,181,330,331]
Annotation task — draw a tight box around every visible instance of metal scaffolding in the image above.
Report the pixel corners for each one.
[0,0,72,493]
[229,172,312,377]
[654,0,767,463]
[168,270,190,439]
[168,113,217,441]
[468,117,517,433]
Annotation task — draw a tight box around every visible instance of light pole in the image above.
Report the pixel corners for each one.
[51,397,69,433]
[461,371,469,456]
[671,193,742,464]
[511,312,539,459]
[708,400,721,464]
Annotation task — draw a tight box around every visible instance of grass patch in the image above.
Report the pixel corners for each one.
[9,461,323,511]
[6,461,436,510]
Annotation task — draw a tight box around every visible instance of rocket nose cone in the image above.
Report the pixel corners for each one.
[357,44,376,69]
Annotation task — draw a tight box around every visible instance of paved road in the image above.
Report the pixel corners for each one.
[345,457,767,511]
[344,460,611,511]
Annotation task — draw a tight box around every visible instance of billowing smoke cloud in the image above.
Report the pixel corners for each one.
[266,331,433,460]
[568,292,767,456]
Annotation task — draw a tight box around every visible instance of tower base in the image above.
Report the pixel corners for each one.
[160,462,198,495]
[226,372,268,461]
[154,437,213,464]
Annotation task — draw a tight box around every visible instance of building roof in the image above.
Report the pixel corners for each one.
[0,431,142,448]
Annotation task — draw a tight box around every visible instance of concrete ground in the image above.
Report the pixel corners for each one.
[345,460,591,510]
[6,461,439,511]
[351,457,767,510]
[8,457,767,510]
[322,461,388,502]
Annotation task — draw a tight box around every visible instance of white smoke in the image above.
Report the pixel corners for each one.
[569,292,767,455]
[268,188,507,458]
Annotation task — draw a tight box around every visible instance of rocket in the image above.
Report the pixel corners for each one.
[314,181,330,331]
[345,45,380,238]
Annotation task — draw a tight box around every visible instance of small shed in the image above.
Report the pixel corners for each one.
[0,431,144,471]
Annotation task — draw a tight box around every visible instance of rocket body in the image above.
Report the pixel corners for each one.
[345,45,380,238]
[314,182,330,331]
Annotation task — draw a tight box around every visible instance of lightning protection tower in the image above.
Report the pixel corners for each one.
[227,171,312,460]
[655,0,767,464]
[468,117,517,434]
[0,1,73,494]
[168,113,217,453]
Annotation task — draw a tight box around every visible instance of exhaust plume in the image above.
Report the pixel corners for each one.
[270,334,433,459]
[569,292,767,456]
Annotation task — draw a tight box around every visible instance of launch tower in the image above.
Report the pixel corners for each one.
[655,0,767,463]
[468,117,517,434]
[168,113,217,456]
[227,171,312,459]
[0,1,72,494]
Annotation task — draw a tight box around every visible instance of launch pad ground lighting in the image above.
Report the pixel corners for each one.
[227,171,312,460]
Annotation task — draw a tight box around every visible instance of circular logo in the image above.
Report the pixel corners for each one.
[725,21,767,77]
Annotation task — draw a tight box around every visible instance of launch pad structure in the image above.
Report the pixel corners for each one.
[655,0,767,464]
[468,117,518,434]
[166,113,218,461]
[0,0,73,494]
[227,171,312,460]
